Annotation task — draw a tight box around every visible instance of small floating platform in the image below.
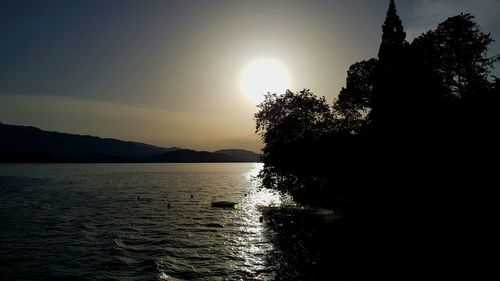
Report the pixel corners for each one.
[211,197,238,208]
[211,201,238,208]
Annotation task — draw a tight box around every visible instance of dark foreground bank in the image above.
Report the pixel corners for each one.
[261,206,353,281]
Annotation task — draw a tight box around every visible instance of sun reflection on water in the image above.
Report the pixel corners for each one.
[1,163,287,280]
[228,163,283,279]
[243,163,281,207]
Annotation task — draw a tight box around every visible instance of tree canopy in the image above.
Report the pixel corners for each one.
[412,13,496,100]
[333,58,377,133]
[255,1,498,207]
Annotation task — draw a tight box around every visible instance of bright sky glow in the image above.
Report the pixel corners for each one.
[239,58,291,104]
[0,0,498,151]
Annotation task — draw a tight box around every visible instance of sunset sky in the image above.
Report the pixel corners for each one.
[1,0,499,151]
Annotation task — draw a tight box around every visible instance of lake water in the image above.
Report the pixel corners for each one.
[0,163,282,280]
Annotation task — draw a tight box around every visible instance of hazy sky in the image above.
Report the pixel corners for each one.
[1,0,499,151]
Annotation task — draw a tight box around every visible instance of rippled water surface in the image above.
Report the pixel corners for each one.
[0,163,281,280]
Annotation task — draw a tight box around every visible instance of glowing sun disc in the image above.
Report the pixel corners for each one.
[239,58,291,104]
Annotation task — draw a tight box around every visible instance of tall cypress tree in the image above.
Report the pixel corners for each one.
[378,0,406,62]
[370,0,408,134]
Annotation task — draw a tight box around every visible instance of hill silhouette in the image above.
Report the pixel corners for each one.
[214,149,261,162]
[140,149,255,163]
[0,123,260,163]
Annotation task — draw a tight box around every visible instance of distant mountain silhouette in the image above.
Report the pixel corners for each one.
[0,123,176,162]
[0,123,259,163]
[140,149,254,163]
[214,149,261,162]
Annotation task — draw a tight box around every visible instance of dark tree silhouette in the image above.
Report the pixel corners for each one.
[255,3,498,207]
[255,89,340,205]
[409,13,499,153]
[369,0,408,134]
[412,14,496,101]
[333,58,377,133]
[377,0,407,61]
[254,2,499,280]
[253,0,500,219]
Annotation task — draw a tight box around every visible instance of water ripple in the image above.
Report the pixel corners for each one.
[0,163,280,280]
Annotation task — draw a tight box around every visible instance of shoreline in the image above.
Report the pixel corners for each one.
[260,205,353,280]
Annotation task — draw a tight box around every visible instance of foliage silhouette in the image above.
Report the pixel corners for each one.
[369,0,411,138]
[413,14,495,100]
[255,89,344,206]
[255,1,499,279]
[333,58,377,133]
[255,0,498,209]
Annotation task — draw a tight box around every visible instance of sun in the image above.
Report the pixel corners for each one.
[239,58,291,104]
